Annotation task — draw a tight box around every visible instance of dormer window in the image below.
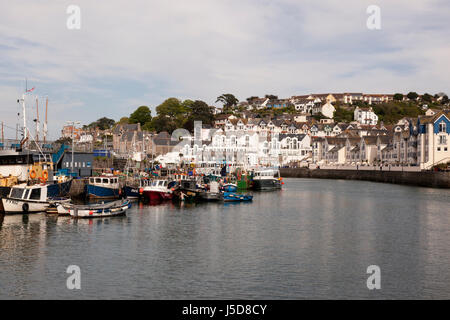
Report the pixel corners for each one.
[439,121,446,133]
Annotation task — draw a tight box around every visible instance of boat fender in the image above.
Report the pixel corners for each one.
[42,170,48,180]
[22,203,29,212]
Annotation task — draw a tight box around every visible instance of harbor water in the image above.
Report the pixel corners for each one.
[1,178,450,299]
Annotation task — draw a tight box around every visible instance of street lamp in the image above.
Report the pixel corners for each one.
[66,120,80,175]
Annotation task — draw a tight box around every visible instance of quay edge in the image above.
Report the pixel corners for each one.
[280,168,450,189]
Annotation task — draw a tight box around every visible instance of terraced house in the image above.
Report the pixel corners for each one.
[417,110,450,169]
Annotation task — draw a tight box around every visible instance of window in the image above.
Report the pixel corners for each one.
[29,188,41,200]
[439,135,447,145]
[439,122,446,133]
[23,189,30,199]
[90,178,94,183]
[10,188,24,199]
[102,178,109,184]
[95,178,101,183]
[437,147,441,151]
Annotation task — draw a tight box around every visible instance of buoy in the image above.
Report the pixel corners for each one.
[42,170,48,180]
[29,169,37,179]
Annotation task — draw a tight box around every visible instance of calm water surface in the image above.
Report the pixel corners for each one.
[1,178,449,299]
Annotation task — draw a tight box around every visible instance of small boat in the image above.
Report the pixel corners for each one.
[223,192,253,202]
[199,181,223,201]
[251,168,282,191]
[58,199,131,218]
[142,179,176,201]
[85,175,120,199]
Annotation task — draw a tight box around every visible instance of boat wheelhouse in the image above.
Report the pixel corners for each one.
[85,175,120,199]
[252,168,282,191]
[142,179,175,201]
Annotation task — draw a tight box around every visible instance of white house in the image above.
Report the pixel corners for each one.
[417,111,450,169]
[354,106,378,125]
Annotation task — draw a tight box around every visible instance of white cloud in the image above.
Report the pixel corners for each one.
[0,0,449,138]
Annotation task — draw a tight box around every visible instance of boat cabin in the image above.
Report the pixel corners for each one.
[88,176,119,189]
[8,184,47,202]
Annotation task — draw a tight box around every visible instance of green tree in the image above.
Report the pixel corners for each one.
[333,106,354,123]
[117,117,130,124]
[129,106,152,126]
[441,95,449,105]
[407,92,419,100]
[422,93,433,103]
[184,100,215,131]
[393,93,404,101]
[216,94,239,112]
[265,94,278,100]
[96,117,115,130]
[155,98,189,130]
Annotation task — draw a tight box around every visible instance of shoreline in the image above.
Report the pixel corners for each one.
[280,168,450,189]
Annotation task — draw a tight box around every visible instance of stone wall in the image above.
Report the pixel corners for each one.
[280,168,450,188]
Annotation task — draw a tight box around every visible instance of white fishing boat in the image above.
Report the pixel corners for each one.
[1,183,65,213]
[57,199,131,218]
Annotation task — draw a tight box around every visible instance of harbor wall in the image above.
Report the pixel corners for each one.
[280,168,450,188]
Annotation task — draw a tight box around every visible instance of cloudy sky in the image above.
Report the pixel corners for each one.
[0,0,449,139]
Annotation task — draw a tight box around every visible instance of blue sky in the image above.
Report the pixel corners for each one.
[0,0,449,139]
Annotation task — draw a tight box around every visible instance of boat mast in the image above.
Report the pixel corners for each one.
[35,97,40,143]
[22,92,27,147]
[43,97,48,144]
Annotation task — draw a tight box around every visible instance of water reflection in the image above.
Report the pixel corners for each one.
[1,179,450,299]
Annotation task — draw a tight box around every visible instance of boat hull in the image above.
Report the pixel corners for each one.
[223,192,253,202]
[63,200,131,218]
[252,179,282,191]
[123,185,141,199]
[85,184,120,199]
[199,191,223,201]
[143,190,173,201]
[1,198,49,213]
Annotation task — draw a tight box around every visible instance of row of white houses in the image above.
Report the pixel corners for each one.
[155,110,450,170]
[313,111,450,169]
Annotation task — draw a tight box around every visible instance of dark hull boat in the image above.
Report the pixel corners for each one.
[252,179,282,191]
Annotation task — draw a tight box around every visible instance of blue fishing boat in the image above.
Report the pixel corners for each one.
[223,192,253,202]
[85,175,120,199]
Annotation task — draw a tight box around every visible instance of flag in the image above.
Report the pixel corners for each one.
[26,87,35,93]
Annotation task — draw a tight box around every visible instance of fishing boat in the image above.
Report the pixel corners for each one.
[85,175,120,199]
[199,181,223,201]
[1,182,71,213]
[223,192,253,202]
[174,179,202,202]
[251,168,282,191]
[58,199,131,218]
[142,179,175,201]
